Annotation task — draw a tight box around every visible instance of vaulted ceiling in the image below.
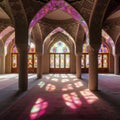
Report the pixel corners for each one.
[0,0,120,51]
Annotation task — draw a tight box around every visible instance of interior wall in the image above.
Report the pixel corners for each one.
[109,53,114,73]
[0,41,5,74]
[70,53,76,73]
[5,53,11,73]
[119,56,120,74]
[42,54,49,74]
[0,55,5,74]
[5,42,13,73]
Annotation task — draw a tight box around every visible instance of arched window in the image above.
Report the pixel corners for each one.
[12,45,18,53]
[28,43,36,53]
[81,43,89,68]
[28,43,37,69]
[11,43,37,73]
[99,44,109,53]
[82,43,88,53]
[82,43,109,72]
[50,41,70,53]
[50,41,70,73]
[98,44,108,69]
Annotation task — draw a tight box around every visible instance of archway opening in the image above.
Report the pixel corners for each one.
[49,41,70,73]
[29,0,89,45]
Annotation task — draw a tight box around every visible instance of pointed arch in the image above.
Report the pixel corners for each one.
[50,41,70,53]
[0,26,14,40]
[43,27,75,54]
[102,30,115,55]
[4,32,15,55]
[29,0,89,43]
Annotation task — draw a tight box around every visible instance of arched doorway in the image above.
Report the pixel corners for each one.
[81,43,109,73]
[11,43,37,73]
[49,41,70,73]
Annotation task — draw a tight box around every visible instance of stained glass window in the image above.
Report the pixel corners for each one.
[34,54,37,68]
[12,43,36,53]
[29,43,36,53]
[86,54,89,68]
[99,44,108,69]
[103,54,108,68]
[66,54,70,68]
[82,43,109,70]
[11,45,18,69]
[99,44,108,53]
[98,55,102,68]
[28,54,33,68]
[81,55,85,68]
[50,41,70,70]
[60,54,64,68]
[55,54,59,68]
[11,44,37,72]
[50,41,70,53]
[82,43,108,53]
[82,43,88,53]
[12,45,18,53]
[12,54,17,68]
[50,54,54,68]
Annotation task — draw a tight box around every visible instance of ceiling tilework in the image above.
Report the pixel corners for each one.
[70,0,94,23]
[39,20,79,41]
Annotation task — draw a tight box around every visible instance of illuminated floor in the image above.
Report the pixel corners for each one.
[0,74,38,113]
[0,74,120,120]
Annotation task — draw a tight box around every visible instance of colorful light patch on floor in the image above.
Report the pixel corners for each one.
[61,79,69,83]
[45,76,50,80]
[38,81,45,88]
[62,84,74,92]
[74,81,83,88]
[62,92,82,109]
[30,98,48,120]
[80,89,98,104]
[45,84,56,92]
[67,74,76,78]
[51,78,58,82]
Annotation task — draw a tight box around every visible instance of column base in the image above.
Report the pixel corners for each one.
[19,87,27,92]
[89,89,99,92]
[88,85,98,91]
[76,75,81,79]
[37,74,42,79]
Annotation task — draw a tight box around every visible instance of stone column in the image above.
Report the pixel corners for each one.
[114,54,120,75]
[88,48,98,91]
[0,55,5,74]
[76,53,82,78]
[36,52,42,79]
[18,48,28,91]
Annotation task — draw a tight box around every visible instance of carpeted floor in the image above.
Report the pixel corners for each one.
[0,74,120,120]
